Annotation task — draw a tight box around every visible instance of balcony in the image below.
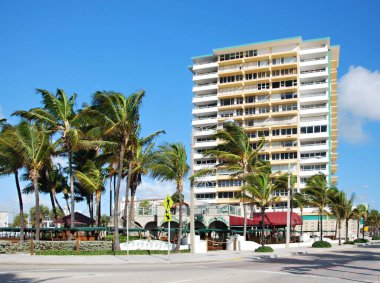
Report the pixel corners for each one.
[193,140,218,149]
[300,106,328,116]
[192,62,218,71]
[300,157,329,165]
[192,94,217,104]
[192,83,218,94]
[300,57,328,68]
[299,45,328,56]
[193,72,218,82]
[193,129,217,137]
[192,106,218,115]
[192,117,218,126]
[300,92,328,103]
[300,144,328,152]
[300,69,328,79]
[193,164,216,171]
[300,81,328,92]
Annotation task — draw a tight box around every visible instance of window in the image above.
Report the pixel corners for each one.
[245,73,257,80]
[257,60,269,67]
[196,159,216,165]
[282,104,297,111]
[245,108,255,115]
[258,154,270,161]
[245,96,255,103]
[258,106,269,114]
[220,75,243,84]
[280,128,297,135]
[236,97,243,104]
[272,129,280,136]
[258,83,270,90]
[196,193,216,199]
[248,132,256,138]
[236,109,243,116]
[257,130,269,137]
[220,98,234,106]
[272,152,297,160]
[220,52,244,61]
[281,93,297,100]
[272,105,280,112]
[218,192,235,199]
[246,119,255,127]
[218,180,242,187]
[196,138,216,143]
[301,152,327,159]
[301,125,327,134]
[196,181,216,188]
[245,50,257,57]
[301,164,327,171]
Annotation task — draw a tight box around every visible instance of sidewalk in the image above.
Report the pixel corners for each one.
[0,242,377,266]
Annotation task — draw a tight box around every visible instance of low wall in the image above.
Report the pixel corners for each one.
[0,241,112,254]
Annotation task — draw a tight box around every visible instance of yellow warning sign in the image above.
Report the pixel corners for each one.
[164,213,172,222]
[163,195,174,212]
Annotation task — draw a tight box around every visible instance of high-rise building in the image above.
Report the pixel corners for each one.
[190,37,339,211]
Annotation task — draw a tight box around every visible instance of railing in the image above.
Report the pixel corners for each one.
[300,80,327,86]
[301,45,326,50]
[194,60,217,65]
[300,68,326,74]
[197,104,217,109]
[300,104,327,110]
[194,93,217,98]
[300,92,326,98]
[195,82,217,87]
[300,57,326,62]
[195,116,217,121]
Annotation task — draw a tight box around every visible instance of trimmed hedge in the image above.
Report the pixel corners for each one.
[312,241,332,248]
[255,246,274,253]
[354,238,369,244]
[372,236,380,240]
[0,241,112,254]
[343,241,354,245]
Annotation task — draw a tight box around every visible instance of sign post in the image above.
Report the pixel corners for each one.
[163,195,174,259]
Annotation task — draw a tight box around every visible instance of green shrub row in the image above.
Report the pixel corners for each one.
[255,246,273,253]
[312,241,332,248]
[343,241,354,245]
[372,236,380,240]
[353,238,369,244]
[36,249,190,256]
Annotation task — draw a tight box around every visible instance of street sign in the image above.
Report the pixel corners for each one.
[163,195,174,212]
[164,213,172,222]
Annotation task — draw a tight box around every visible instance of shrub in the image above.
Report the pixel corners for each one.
[255,246,273,253]
[343,241,354,245]
[372,236,380,240]
[312,241,332,248]
[354,238,369,244]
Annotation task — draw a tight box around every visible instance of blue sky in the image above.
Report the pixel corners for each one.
[0,0,379,217]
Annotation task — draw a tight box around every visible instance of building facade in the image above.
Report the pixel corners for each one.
[190,37,339,214]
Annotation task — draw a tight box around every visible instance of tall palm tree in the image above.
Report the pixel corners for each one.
[10,121,51,241]
[329,190,345,245]
[353,204,368,239]
[150,143,189,251]
[0,125,26,242]
[203,122,268,238]
[242,172,280,246]
[75,160,107,226]
[79,91,145,251]
[293,192,309,236]
[304,173,335,242]
[13,89,81,237]
[342,192,355,241]
[367,210,380,237]
[125,130,164,227]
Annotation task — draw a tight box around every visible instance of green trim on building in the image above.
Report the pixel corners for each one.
[302,215,336,220]
[213,36,302,52]
[328,50,332,187]
[191,54,214,60]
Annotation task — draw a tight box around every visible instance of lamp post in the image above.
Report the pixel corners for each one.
[286,162,291,248]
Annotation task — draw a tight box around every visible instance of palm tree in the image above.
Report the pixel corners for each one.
[75,160,107,226]
[293,192,309,236]
[367,210,380,237]
[79,91,145,251]
[329,190,345,245]
[353,204,368,239]
[203,122,268,238]
[342,192,355,242]
[303,173,335,242]
[242,172,280,246]
[125,130,164,227]
[13,89,81,237]
[10,121,51,241]
[150,143,189,251]
[0,125,26,242]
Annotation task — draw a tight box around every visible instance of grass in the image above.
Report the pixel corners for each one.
[36,249,190,256]
[105,235,141,242]
[372,236,380,240]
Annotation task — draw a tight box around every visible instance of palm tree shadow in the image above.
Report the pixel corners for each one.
[0,273,63,283]
[247,246,380,283]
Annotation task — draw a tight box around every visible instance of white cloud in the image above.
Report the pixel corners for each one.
[339,66,380,143]
[135,178,190,201]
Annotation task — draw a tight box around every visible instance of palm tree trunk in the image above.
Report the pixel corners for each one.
[345,218,349,241]
[357,218,360,239]
[129,184,137,227]
[320,209,323,241]
[334,219,338,239]
[123,162,132,229]
[33,177,40,241]
[109,176,113,217]
[53,189,64,214]
[243,203,247,239]
[95,191,101,227]
[49,191,58,225]
[114,141,126,251]
[261,209,265,247]
[338,219,342,245]
[14,170,25,243]
[69,149,75,239]
[176,182,183,252]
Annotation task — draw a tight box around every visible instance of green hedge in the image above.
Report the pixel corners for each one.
[312,241,332,248]
[354,238,369,244]
[343,241,354,245]
[372,236,380,240]
[36,249,190,256]
[255,246,274,253]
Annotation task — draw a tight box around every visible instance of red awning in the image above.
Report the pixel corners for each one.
[230,212,302,227]
[56,212,95,226]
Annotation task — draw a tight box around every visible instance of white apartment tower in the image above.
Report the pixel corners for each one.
[190,37,339,210]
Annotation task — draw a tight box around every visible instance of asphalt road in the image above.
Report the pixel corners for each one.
[1,245,379,283]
